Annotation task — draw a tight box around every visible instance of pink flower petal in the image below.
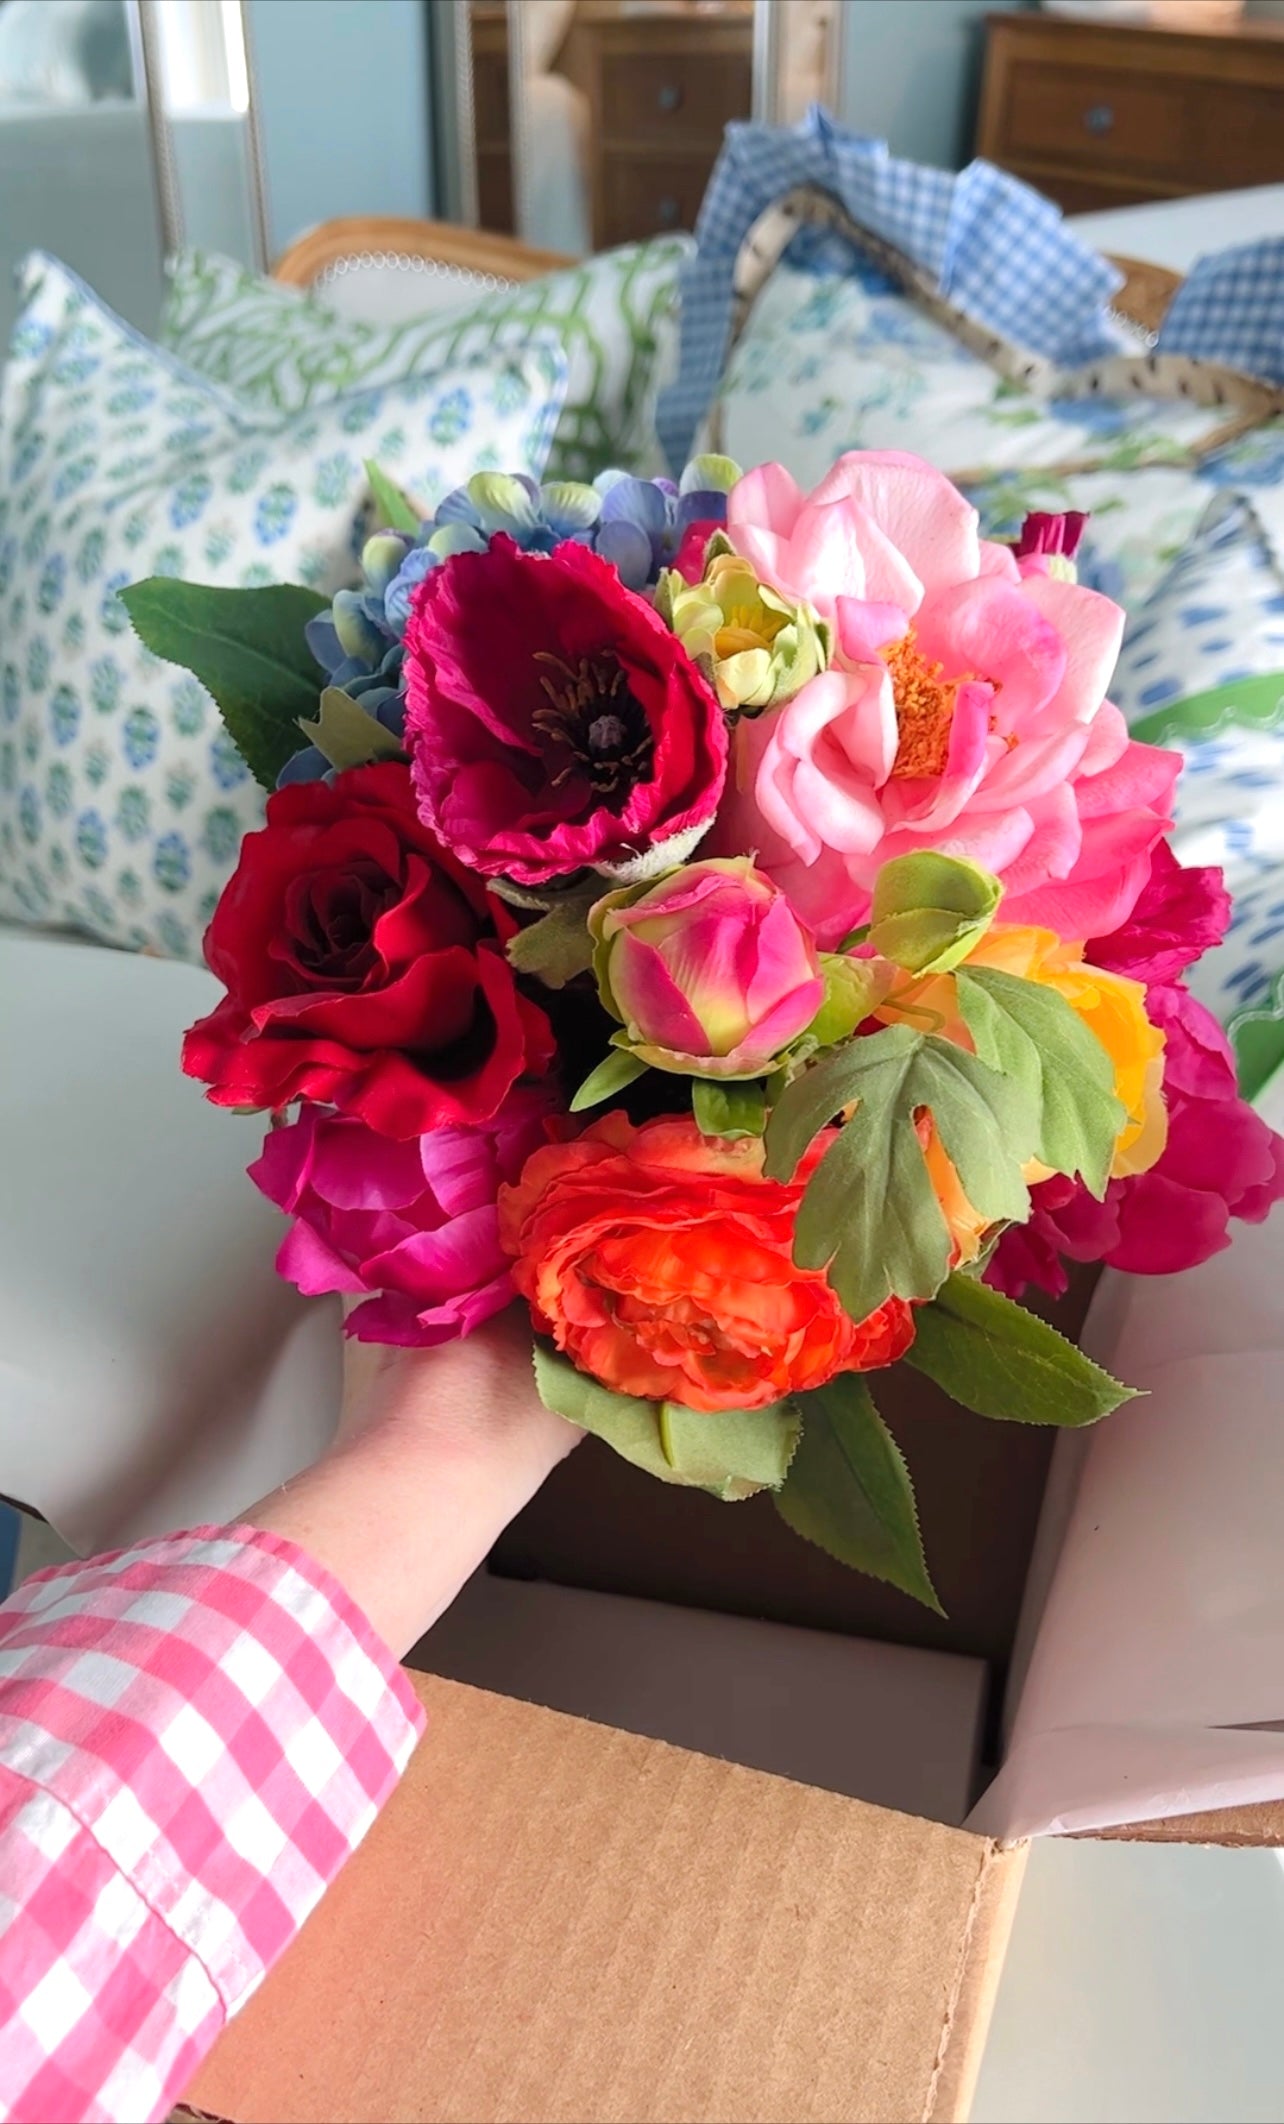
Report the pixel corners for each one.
[1017,573,1125,726]
[276,1220,366,1298]
[834,597,912,663]
[913,577,1066,731]
[728,461,806,539]
[809,452,981,594]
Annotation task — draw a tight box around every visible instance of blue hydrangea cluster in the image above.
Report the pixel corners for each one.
[278,459,739,789]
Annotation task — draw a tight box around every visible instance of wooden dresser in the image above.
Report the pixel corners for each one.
[976,9,1284,215]
[555,0,754,251]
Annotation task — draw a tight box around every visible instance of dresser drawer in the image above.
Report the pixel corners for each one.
[1192,82,1284,189]
[1000,59,1190,177]
[600,153,714,248]
[600,48,752,145]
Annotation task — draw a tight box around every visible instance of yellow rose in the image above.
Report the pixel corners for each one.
[876,924,1167,1182]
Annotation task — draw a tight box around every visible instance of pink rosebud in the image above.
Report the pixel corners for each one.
[1014,510,1088,566]
[590,856,824,1078]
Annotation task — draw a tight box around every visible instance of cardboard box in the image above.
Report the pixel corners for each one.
[185,1207,1284,2124]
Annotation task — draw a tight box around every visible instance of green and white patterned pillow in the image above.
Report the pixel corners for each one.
[0,252,567,960]
[161,238,691,484]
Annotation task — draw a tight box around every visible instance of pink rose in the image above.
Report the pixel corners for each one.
[711,452,1178,947]
[590,857,824,1078]
[248,1087,558,1346]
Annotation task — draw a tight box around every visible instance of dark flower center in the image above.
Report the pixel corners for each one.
[278,858,396,989]
[531,650,655,808]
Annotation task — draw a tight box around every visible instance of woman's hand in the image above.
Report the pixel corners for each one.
[246,1307,580,1659]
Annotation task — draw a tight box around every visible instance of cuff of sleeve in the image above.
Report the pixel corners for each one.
[0,1523,426,2012]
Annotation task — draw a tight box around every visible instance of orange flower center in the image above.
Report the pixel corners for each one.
[883,632,962,780]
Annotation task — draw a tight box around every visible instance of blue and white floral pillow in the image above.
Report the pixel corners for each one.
[706,262,1233,492]
[1110,493,1284,1089]
[0,253,567,959]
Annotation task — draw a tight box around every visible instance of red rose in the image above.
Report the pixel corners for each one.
[404,535,728,887]
[183,762,554,1137]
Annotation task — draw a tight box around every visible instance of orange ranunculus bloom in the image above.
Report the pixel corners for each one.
[499,1112,914,1413]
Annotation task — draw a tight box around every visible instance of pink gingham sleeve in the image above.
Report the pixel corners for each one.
[0,1525,425,2124]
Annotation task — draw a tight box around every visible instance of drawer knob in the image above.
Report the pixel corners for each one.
[657,82,683,114]
[1083,102,1115,136]
[656,196,680,227]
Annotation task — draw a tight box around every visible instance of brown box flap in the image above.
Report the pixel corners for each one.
[187,1675,1023,2124]
[1099,1799,1284,1847]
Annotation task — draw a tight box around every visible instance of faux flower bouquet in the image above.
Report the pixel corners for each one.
[124,452,1284,1607]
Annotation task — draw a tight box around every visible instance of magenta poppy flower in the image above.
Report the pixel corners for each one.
[403,536,727,887]
[710,453,1179,948]
[248,1086,557,1346]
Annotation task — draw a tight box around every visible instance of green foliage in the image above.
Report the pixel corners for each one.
[764,1023,1033,1324]
[570,1047,649,1112]
[365,459,422,535]
[297,686,403,771]
[868,852,1002,975]
[905,1272,1137,1427]
[807,954,888,1046]
[956,965,1123,1198]
[692,1078,767,1139]
[775,1375,940,1610]
[533,1344,800,1499]
[120,577,328,790]
[506,895,599,989]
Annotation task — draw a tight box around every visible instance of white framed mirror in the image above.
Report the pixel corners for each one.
[431,0,841,258]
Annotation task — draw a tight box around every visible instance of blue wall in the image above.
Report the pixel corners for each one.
[838,0,1027,171]
[246,0,434,258]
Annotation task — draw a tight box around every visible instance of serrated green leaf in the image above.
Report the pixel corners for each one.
[506,896,597,989]
[692,1077,767,1139]
[120,578,329,789]
[956,964,1123,1199]
[774,1375,941,1610]
[869,851,1002,975]
[298,686,404,771]
[532,1343,798,1498]
[905,1271,1138,1426]
[570,1047,648,1111]
[365,459,422,534]
[764,1023,1034,1324]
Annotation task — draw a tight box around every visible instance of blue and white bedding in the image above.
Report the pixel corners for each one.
[1109,492,1284,1101]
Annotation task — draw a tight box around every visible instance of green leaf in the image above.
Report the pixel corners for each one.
[297,686,404,772]
[956,964,1123,1199]
[905,1271,1138,1427]
[506,897,597,989]
[532,1344,799,1499]
[807,953,888,1046]
[120,577,329,789]
[692,1077,767,1139]
[365,459,422,535]
[775,1376,941,1610]
[764,1023,1034,1324]
[1130,669,1284,750]
[1230,970,1284,1105]
[570,1047,648,1111]
[657,1397,801,1499]
[868,851,1002,975]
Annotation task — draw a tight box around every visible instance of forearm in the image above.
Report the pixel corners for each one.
[245,1309,581,1660]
